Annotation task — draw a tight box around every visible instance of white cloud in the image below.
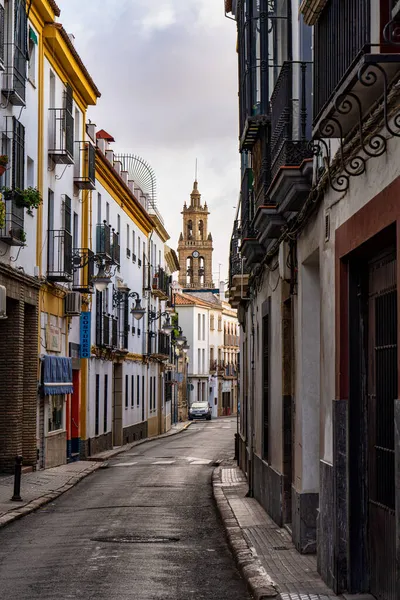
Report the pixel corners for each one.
[57,0,239,282]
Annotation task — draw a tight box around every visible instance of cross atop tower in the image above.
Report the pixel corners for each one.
[178,180,214,289]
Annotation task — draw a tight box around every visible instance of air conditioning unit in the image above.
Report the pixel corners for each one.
[0,285,7,319]
[65,292,82,316]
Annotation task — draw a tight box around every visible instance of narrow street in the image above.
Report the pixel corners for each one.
[0,418,250,600]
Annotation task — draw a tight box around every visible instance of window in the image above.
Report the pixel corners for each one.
[202,314,205,340]
[159,249,161,267]
[138,236,141,266]
[63,195,71,233]
[48,396,64,432]
[125,374,129,409]
[198,349,201,373]
[198,314,201,340]
[97,193,101,224]
[202,349,205,373]
[28,30,36,84]
[132,230,136,261]
[117,214,121,235]
[49,70,55,109]
[106,202,110,224]
[137,375,140,407]
[27,156,34,187]
[131,374,134,407]
[103,374,108,433]
[127,224,130,257]
[95,374,100,436]
[210,347,214,365]
[210,314,214,330]
[73,212,78,252]
[150,375,153,411]
[142,376,145,421]
[12,118,25,190]
[218,316,222,331]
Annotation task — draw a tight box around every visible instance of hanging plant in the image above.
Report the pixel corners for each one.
[0,200,5,229]
[12,187,42,216]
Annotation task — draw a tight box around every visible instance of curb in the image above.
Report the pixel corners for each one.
[87,421,194,462]
[0,422,194,531]
[212,466,281,600]
[0,463,102,531]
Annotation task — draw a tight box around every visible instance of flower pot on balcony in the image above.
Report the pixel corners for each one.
[0,166,6,177]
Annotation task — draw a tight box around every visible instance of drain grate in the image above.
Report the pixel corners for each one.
[272,545,290,551]
[91,534,180,544]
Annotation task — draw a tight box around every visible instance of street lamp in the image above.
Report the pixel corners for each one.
[113,287,146,321]
[91,264,112,292]
[148,309,174,334]
[174,326,186,347]
[182,340,190,353]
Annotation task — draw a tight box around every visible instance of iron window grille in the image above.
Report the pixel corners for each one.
[74,140,95,190]
[47,229,73,282]
[2,0,28,106]
[48,84,74,164]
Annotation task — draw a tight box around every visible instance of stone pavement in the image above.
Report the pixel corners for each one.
[0,420,192,529]
[214,464,342,600]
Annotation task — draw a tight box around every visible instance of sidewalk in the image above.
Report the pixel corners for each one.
[213,463,343,600]
[0,420,192,530]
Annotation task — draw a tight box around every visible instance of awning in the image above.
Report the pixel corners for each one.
[43,356,73,395]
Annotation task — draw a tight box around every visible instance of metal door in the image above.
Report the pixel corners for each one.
[368,251,397,600]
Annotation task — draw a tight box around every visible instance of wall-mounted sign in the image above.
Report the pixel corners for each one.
[80,312,91,358]
[46,324,62,352]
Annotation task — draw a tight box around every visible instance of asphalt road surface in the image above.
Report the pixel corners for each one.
[0,417,251,600]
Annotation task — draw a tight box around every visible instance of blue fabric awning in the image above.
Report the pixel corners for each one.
[43,356,73,395]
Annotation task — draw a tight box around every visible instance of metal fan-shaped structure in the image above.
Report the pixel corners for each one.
[115,154,157,211]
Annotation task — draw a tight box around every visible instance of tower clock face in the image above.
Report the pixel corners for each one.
[192,250,200,258]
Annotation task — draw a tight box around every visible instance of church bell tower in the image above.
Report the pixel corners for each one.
[178,181,214,288]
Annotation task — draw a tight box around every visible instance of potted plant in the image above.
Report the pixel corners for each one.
[0,156,9,177]
[15,187,42,216]
[19,229,26,244]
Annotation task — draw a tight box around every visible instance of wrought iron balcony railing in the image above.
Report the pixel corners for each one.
[158,332,170,357]
[270,61,313,181]
[47,230,73,282]
[152,267,170,299]
[74,141,95,190]
[0,191,24,246]
[111,230,120,266]
[96,222,111,259]
[48,108,74,165]
[72,248,95,293]
[2,44,27,106]
[240,168,257,239]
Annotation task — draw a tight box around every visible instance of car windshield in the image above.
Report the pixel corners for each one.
[191,403,208,409]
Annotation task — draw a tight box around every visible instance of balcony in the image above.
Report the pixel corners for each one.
[72,248,95,293]
[240,168,264,268]
[0,191,25,246]
[96,222,111,259]
[151,267,170,300]
[96,313,117,348]
[2,44,26,106]
[111,230,120,266]
[311,0,400,140]
[74,141,95,190]
[47,230,73,283]
[228,219,250,308]
[157,332,170,359]
[48,108,74,165]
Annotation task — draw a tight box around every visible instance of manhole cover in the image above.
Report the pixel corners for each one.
[91,535,180,544]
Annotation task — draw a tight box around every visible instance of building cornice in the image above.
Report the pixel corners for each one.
[43,23,100,107]
[96,150,154,236]
[150,212,170,243]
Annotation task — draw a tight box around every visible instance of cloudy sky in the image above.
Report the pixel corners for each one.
[58,0,239,284]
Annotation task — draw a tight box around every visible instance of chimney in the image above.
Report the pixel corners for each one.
[134,185,142,198]
[121,170,128,185]
[114,160,122,176]
[128,180,135,194]
[97,138,106,154]
[105,149,114,164]
[86,122,96,143]
[68,33,75,46]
